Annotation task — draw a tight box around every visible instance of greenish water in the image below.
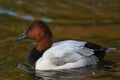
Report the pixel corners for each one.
[0,0,120,80]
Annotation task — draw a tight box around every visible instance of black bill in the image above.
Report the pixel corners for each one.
[13,30,28,42]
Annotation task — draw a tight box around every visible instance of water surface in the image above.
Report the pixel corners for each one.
[0,0,120,80]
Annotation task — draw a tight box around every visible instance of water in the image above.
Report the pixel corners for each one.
[0,9,52,22]
[0,0,120,80]
[18,63,96,80]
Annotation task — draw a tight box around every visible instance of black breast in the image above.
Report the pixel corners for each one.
[84,42,107,60]
[26,47,44,68]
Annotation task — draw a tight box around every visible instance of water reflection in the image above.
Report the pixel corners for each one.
[41,17,53,23]
[17,58,120,80]
[33,65,120,80]
[0,9,19,17]
[21,15,34,20]
[18,63,96,80]
[35,69,90,80]
[34,68,93,80]
[0,0,119,26]
[31,71,120,80]
[0,9,34,20]
[0,9,52,22]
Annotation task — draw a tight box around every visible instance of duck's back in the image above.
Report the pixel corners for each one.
[48,40,94,56]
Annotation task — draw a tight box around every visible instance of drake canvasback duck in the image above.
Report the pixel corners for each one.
[13,20,116,70]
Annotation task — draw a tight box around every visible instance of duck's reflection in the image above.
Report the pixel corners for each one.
[18,61,117,80]
[32,66,96,80]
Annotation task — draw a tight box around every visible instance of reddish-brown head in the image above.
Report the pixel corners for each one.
[13,20,53,51]
[27,20,52,41]
[13,20,52,42]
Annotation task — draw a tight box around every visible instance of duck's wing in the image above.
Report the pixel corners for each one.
[76,47,94,56]
[52,40,95,57]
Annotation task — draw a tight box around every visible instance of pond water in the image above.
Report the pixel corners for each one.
[0,0,120,80]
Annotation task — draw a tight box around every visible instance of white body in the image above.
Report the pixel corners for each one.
[35,40,98,70]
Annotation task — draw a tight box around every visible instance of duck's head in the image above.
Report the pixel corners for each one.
[13,20,52,42]
[13,20,53,51]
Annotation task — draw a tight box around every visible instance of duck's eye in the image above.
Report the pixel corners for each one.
[28,26,34,31]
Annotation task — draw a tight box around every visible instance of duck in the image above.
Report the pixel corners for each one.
[13,20,116,70]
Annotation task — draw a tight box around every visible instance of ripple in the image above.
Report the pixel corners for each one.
[0,9,19,17]
[0,9,34,20]
[41,17,53,23]
[0,9,53,22]
[21,15,34,20]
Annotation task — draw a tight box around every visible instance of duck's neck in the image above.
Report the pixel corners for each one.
[36,37,52,52]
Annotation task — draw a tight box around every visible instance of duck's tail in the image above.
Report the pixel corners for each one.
[105,48,116,54]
